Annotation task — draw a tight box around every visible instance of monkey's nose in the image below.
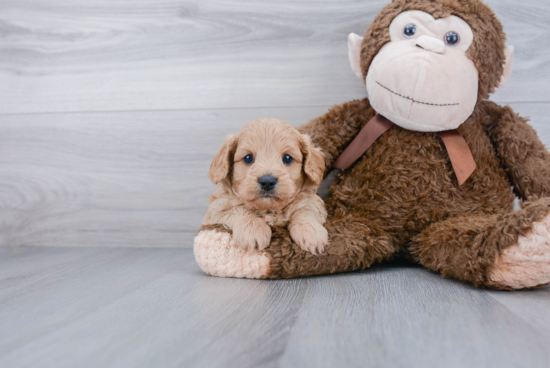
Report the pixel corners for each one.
[416,35,445,54]
[258,175,278,192]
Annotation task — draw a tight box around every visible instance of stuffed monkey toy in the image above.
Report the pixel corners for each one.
[195,0,550,290]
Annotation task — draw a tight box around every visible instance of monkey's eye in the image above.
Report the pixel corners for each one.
[403,24,417,38]
[282,154,293,165]
[444,31,460,46]
[243,154,254,164]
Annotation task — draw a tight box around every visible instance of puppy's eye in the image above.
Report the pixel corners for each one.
[282,154,293,165]
[403,24,417,38]
[243,154,254,164]
[444,31,460,46]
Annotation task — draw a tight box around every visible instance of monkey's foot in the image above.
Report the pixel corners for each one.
[490,214,550,289]
[194,229,271,278]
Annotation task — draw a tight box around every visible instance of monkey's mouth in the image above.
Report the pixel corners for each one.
[376,81,459,107]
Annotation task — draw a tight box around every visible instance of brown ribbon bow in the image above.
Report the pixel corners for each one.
[332,113,476,186]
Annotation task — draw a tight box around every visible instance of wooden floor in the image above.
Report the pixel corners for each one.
[1,0,550,366]
[0,246,549,368]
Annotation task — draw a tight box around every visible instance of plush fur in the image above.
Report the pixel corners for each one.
[202,118,328,254]
[195,0,550,289]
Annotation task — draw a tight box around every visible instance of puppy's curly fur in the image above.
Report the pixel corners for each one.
[202,118,328,254]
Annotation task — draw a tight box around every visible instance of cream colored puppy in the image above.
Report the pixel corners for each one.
[202,118,328,254]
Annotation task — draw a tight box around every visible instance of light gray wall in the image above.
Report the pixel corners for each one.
[0,0,548,248]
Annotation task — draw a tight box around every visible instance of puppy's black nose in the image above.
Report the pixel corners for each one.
[258,175,278,192]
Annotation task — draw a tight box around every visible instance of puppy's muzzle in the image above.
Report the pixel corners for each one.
[258,175,278,193]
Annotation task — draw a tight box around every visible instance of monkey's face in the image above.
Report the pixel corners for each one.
[365,11,478,132]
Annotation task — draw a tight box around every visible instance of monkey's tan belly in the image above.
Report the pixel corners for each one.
[326,124,515,237]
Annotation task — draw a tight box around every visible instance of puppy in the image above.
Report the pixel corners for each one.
[202,118,328,254]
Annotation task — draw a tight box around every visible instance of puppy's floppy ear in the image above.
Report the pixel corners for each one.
[208,134,237,184]
[301,134,325,185]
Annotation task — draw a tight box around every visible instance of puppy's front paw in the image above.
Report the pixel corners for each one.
[290,221,328,255]
[233,218,272,252]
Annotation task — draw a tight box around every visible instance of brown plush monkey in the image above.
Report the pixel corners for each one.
[194,0,550,289]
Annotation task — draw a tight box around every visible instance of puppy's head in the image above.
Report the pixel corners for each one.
[208,118,325,211]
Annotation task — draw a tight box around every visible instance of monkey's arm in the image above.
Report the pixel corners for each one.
[298,98,374,170]
[481,101,550,200]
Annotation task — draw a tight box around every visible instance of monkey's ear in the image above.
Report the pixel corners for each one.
[208,134,237,185]
[301,134,325,186]
[496,45,514,90]
[348,33,364,80]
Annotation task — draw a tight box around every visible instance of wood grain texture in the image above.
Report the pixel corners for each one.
[0,0,549,249]
[0,0,548,115]
[1,103,548,248]
[0,247,549,368]
[0,106,330,248]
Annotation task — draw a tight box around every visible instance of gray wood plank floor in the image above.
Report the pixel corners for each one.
[0,246,549,368]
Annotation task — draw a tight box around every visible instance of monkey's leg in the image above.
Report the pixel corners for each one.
[194,215,398,279]
[409,198,550,289]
